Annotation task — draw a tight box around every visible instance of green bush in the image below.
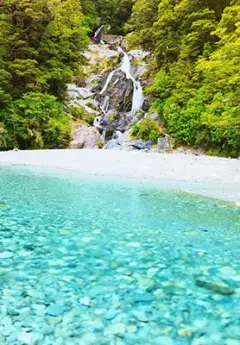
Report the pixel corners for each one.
[131,117,161,142]
[68,105,96,125]
[0,92,72,150]
[97,140,105,149]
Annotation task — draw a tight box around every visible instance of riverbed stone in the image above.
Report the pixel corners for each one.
[132,310,149,322]
[46,304,67,316]
[225,340,240,345]
[153,336,174,345]
[195,278,235,295]
[133,293,154,303]
[17,331,41,345]
[127,325,138,333]
[80,296,91,306]
[105,322,126,335]
[0,251,13,259]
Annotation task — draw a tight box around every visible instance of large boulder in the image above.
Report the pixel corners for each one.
[70,125,102,149]
[158,136,175,151]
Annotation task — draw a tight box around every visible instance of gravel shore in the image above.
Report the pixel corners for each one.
[0,149,239,202]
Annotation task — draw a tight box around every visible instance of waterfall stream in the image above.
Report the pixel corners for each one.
[69,33,146,142]
[100,71,115,95]
[118,47,144,112]
[99,46,144,115]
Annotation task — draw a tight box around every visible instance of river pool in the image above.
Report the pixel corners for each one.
[0,166,239,345]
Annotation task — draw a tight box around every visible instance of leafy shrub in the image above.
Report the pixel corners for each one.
[68,105,96,125]
[131,117,161,142]
[0,93,72,150]
[97,140,105,149]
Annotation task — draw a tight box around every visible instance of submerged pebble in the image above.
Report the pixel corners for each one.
[0,167,239,345]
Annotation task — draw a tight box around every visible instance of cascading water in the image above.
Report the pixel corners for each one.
[100,95,110,114]
[99,47,144,114]
[100,70,115,95]
[93,25,104,43]
[118,47,144,112]
[92,39,145,139]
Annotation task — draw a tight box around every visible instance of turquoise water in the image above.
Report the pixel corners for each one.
[0,166,239,345]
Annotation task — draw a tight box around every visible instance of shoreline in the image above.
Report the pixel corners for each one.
[0,149,239,203]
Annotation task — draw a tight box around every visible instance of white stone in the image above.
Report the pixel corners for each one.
[17,331,39,345]
[105,323,126,335]
[80,297,90,306]
[78,333,97,345]
[225,340,240,345]
[153,336,174,345]
[0,252,13,259]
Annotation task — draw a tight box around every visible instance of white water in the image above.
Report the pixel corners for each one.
[118,47,144,112]
[132,81,144,112]
[100,70,115,95]
[94,25,104,39]
[93,116,101,128]
[100,95,110,114]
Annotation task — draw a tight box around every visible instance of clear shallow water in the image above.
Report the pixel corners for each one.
[0,166,239,345]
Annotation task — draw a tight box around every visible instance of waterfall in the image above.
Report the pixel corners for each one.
[93,45,144,132]
[94,25,104,39]
[118,47,144,112]
[100,95,110,114]
[100,70,115,95]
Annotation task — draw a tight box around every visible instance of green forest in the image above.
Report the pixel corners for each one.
[0,0,239,156]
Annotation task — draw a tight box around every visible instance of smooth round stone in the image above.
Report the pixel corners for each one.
[105,309,118,320]
[225,340,240,345]
[178,328,193,337]
[46,304,67,316]
[191,337,207,345]
[59,229,71,235]
[226,325,240,339]
[80,297,90,306]
[127,325,138,333]
[132,310,149,322]
[153,336,174,345]
[219,267,238,276]
[105,323,126,335]
[137,277,155,288]
[48,317,62,325]
[147,268,159,277]
[0,251,13,259]
[78,333,97,345]
[132,293,154,303]
[17,331,42,345]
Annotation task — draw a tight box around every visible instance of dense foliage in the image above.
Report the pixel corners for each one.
[131,117,162,142]
[82,0,133,34]
[128,0,240,157]
[0,0,88,150]
[0,0,239,156]
[0,93,72,150]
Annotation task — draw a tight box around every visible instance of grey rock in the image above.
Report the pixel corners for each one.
[70,125,102,149]
[158,136,171,150]
[131,140,152,150]
[107,137,123,150]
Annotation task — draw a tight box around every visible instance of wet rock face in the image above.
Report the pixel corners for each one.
[99,70,134,113]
